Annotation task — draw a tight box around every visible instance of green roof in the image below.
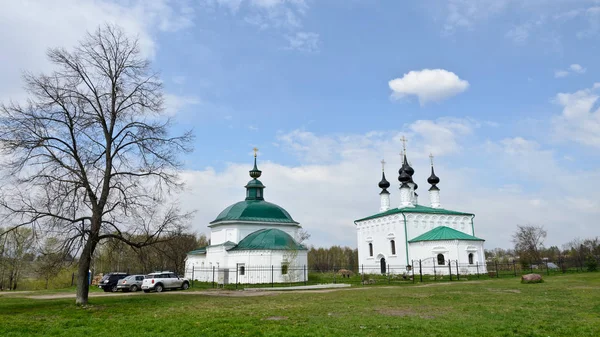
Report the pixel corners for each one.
[408,226,484,243]
[188,247,207,255]
[229,228,307,251]
[210,200,298,225]
[355,204,473,222]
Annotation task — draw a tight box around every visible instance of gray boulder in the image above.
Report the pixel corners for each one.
[521,273,543,284]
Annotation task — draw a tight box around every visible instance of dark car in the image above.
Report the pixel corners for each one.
[98,272,129,292]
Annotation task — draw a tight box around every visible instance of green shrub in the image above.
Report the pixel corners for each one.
[586,255,598,272]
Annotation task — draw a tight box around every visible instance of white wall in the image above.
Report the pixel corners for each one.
[185,249,308,284]
[356,214,408,273]
[356,212,483,275]
[408,240,487,275]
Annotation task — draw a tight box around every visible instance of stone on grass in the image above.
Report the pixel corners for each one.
[521,273,543,284]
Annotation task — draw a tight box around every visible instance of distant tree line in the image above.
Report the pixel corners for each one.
[486,224,599,271]
[92,233,208,275]
[0,227,206,290]
[307,246,358,272]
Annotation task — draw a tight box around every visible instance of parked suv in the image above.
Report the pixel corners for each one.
[141,272,189,293]
[98,272,129,292]
[116,274,145,292]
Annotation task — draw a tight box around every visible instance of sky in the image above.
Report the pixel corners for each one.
[1,0,600,250]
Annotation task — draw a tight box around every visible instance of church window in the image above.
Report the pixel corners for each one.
[437,254,445,265]
[257,189,261,198]
[281,263,289,275]
[468,253,474,265]
[238,263,246,275]
[390,240,396,255]
[369,243,373,257]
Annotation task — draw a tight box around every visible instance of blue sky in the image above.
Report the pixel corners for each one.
[1,0,600,249]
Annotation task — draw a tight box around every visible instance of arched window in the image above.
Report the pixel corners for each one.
[390,240,396,255]
[468,253,474,265]
[369,243,373,257]
[437,254,445,265]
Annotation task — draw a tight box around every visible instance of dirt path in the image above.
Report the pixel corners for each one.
[7,280,488,300]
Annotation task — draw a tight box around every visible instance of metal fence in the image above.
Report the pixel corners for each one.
[184,257,597,290]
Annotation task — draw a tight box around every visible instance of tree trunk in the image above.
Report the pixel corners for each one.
[76,236,97,305]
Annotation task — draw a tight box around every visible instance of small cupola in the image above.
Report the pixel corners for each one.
[378,160,391,194]
[245,148,265,201]
[427,153,440,190]
[428,153,441,208]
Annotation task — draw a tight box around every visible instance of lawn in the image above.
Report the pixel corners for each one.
[0,273,598,337]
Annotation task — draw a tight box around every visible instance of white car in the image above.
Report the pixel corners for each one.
[141,271,190,293]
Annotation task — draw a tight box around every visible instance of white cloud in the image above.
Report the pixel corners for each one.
[0,0,195,103]
[505,24,532,43]
[164,94,201,116]
[285,32,320,52]
[442,0,511,35]
[208,0,308,29]
[438,0,600,43]
[553,83,600,147]
[408,118,475,155]
[554,64,587,78]
[569,63,586,73]
[388,69,469,105]
[205,0,313,50]
[576,7,600,38]
[505,17,545,44]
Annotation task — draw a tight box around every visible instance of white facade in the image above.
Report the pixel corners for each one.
[184,221,308,284]
[356,211,487,276]
[186,248,308,284]
[184,156,308,285]
[356,156,487,276]
[408,240,486,275]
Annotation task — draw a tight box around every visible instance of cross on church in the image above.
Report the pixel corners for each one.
[429,153,434,166]
[253,147,259,157]
[400,135,408,153]
[381,159,386,172]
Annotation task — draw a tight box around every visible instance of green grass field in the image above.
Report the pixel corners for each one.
[0,273,599,337]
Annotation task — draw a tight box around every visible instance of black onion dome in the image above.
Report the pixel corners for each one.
[249,157,262,179]
[427,166,440,185]
[403,154,415,177]
[378,172,391,189]
[398,169,410,183]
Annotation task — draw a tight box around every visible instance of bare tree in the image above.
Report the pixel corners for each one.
[512,225,547,264]
[0,25,192,304]
[35,237,68,289]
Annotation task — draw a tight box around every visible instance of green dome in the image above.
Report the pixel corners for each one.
[230,228,306,251]
[210,200,298,224]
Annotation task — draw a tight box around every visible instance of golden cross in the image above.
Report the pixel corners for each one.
[253,147,259,158]
[400,135,408,153]
[381,159,386,172]
[429,153,434,166]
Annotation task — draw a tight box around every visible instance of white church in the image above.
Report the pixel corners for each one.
[185,150,308,284]
[355,146,486,276]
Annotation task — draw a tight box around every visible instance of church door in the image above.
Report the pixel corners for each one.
[380,258,386,274]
